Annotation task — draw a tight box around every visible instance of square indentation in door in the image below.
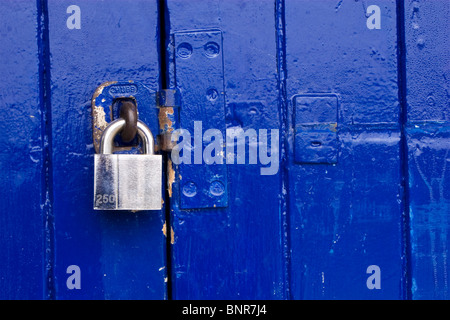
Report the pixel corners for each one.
[293,94,338,164]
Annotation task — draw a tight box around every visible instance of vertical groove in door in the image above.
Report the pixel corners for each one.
[395,0,412,300]
[158,0,173,300]
[36,0,55,300]
[275,0,291,300]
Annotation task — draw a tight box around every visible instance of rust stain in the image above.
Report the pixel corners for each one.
[330,122,338,132]
[158,107,174,132]
[158,107,175,151]
[167,158,175,198]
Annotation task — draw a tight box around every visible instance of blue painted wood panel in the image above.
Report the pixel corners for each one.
[0,0,45,299]
[46,0,167,299]
[407,125,450,299]
[405,0,450,299]
[166,0,287,299]
[285,0,404,299]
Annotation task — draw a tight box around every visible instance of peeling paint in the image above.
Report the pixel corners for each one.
[162,221,175,244]
[91,81,117,153]
[158,107,175,151]
[167,158,175,198]
[158,106,174,132]
[162,221,167,237]
[92,80,117,100]
[92,106,108,128]
[92,106,109,152]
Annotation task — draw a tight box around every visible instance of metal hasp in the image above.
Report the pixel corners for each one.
[94,119,162,211]
[91,81,159,154]
[173,30,228,209]
[293,94,338,164]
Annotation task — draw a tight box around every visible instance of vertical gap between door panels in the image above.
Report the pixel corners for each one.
[36,0,55,300]
[158,0,173,301]
[275,0,291,300]
[396,0,412,300]
[157,0,292,300]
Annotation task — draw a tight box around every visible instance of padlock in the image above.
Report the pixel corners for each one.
[93,118,162,210]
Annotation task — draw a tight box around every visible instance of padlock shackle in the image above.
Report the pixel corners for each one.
[99,118,155,155]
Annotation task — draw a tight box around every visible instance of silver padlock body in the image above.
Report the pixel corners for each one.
[94,154,162,210]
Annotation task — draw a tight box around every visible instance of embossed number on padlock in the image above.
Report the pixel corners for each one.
[94,118,162,210]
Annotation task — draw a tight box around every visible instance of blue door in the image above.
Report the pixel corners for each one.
[1,0,448,300]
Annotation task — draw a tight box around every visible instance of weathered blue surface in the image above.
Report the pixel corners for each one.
[0,0,45,299]
[293,94,339,164]
[405,0,450,299]
[46,0,166,299]
[167,0,286,299]
[407,125,450,299]
[285,0,404,299]
[173,30,229,209]
[0,0,449,300]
